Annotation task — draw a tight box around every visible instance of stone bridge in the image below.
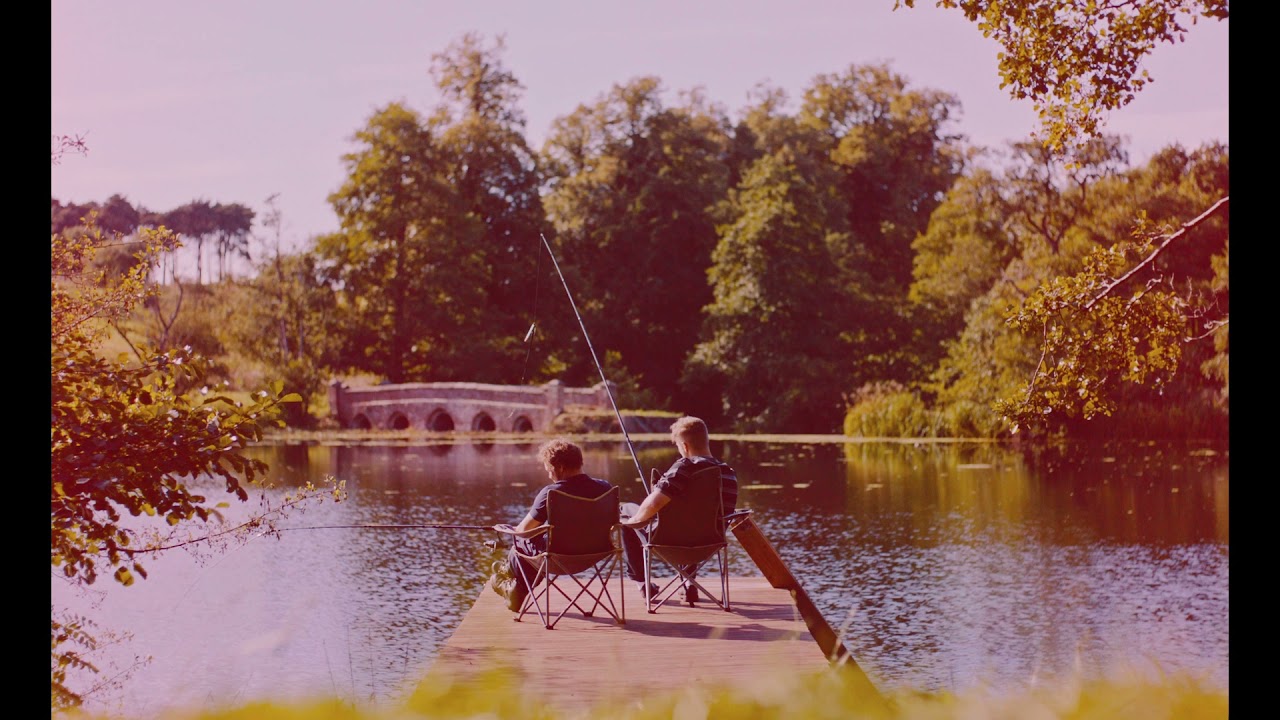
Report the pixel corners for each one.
[327,379,614,432]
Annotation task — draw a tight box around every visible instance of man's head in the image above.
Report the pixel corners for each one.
[537,438,584,480]
[670,416,711,457]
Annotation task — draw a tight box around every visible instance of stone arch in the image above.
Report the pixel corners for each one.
[351,414,372,430]
[427,409,456,432]
[471,412,496,432]
[389,412,411,430]
[512,415,534,433]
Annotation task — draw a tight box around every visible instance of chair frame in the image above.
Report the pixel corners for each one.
[495,486,625,629]
[631,467,752,613]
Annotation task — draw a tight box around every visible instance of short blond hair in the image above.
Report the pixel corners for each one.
[537,438,583,474]
[670,416,709,448]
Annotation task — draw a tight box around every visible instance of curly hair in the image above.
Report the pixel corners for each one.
[536,438,584,474]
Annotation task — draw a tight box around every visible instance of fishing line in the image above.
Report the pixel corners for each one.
[278,523,497,532]
[513,232,543,393]
[539,233,649,494]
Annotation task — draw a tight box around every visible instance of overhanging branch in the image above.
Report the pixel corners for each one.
[1084,196,1228,311]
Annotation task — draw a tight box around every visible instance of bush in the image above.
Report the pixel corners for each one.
[843,382,941,438]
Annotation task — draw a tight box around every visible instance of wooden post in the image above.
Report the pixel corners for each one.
[732,515,889,708]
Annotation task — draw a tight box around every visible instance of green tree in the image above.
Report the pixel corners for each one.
[908,168,1015,351]
[899,0,1229,436]
[541,77,732,407]
[164,199,221,284]
[212,202,255,282]
[421,33,554,382]
[685,152,850,432]
[896,0,1229,154]
[996,144,1228,435]
[321,35,562,385]
[320,102,483,382]
[52,217,332,709]
[917,141,1228,439]
[791,64,967,388]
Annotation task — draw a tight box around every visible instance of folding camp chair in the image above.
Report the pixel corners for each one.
[495,486,625,629]
[629,466,752,613]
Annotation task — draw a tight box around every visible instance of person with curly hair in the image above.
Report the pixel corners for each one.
[489,438,617,611]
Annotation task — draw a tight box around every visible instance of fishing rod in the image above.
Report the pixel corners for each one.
[277,523,496,532]
[539,233,649,494]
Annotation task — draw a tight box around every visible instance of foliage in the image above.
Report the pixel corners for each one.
[51,218,337,708]
[910,137,1226,440]
[843,382,942,438]
[57,665,1229,720]
[896,0,1229,156]
[896,1,1228,439]
[221,195,344,426]
[541,76,732,409]
[995,200,1226,435]
[685,152,849,433]
[321,35,553,385]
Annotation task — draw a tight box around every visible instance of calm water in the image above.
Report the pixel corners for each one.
[55,437,1229,717]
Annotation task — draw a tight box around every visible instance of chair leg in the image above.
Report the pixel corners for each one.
[643,548,655,613]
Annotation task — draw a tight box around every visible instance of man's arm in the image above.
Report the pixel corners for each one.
[620,487,670,527]
[513,514,542,533]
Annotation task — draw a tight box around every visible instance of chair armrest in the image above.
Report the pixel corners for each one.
[493,523,551,541]
[618,515,653,530]
[723,509,753,532]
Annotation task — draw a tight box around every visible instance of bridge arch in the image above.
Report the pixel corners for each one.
[511,415,534,432]
[389,412,411,431]
[351,414,372,430]
[471,412,496,432]
[427,408,456,432]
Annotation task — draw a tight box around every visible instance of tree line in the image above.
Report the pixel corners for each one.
[52,31,1227,442]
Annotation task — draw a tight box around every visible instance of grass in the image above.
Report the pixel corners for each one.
[58,666,1227,720]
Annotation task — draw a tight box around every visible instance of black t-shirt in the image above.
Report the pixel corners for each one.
[653,455,738,516]
[527,473,614,524]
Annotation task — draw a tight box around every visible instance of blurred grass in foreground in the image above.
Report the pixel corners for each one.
[59,665,1227,720]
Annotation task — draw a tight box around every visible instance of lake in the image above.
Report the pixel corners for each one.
[53,436,1229,718]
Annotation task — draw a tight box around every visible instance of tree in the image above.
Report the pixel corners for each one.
[422,33,556,383]
[541,77,732,407]
[51,216,336,708]
[796,63,967,387]
[320,102,482,382]
[213,202,255,282]
[164,199,221,284]
[898,0,1229,436]
[684,152,850,432]
[996,145,1228,434]
[896,0,1229,155]
[226,194,343,426]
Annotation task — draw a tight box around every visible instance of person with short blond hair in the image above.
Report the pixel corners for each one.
[618,416,738,603]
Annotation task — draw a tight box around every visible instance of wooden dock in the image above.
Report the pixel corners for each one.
[422,518,887,715]
[426,575,830,713]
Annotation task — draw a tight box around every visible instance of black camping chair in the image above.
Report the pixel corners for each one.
[629,466,752,613]
[495,486,625,629]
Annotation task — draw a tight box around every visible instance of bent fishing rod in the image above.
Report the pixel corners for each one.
[539,233,649,494]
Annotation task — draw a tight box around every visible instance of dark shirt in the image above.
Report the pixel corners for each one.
[527,473,614,524]
[653,455,738,518]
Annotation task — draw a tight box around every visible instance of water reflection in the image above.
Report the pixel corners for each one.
[56,439,1228,717]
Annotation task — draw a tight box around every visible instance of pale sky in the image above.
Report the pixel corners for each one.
[51,0,1229,250]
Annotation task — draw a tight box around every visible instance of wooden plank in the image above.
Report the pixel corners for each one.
[427,575,830,713]
[732,516,887,703]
